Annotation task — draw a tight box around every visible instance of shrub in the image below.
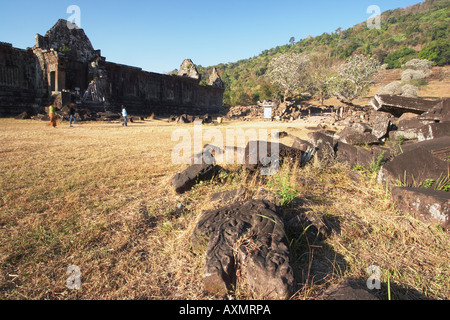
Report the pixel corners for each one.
[377,81,403,95]
[419,39,450,66]
[384,47,417,69]
[402,58,433,71]
[401,69,429,81]
[401,84,418,98]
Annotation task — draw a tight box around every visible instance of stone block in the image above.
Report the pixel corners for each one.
[308,131,336,163]
[192,200,295,299]
[377,147,449,188]
[323,281,379,300]
[391,187,450,230]
[418,123,450,141]
[172,164,222,194]
[244,141,307,173]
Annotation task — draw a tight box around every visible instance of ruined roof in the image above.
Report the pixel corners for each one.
[208,67,225,88]
[35,19,98,63]
[178,59,201,80]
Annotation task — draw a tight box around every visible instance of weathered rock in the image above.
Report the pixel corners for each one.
[377,148,449,188]
[243,141,308,173]
[14,111,31,119]
[401,136,450,161]
[172,164,222,194]
[308,131,336,163]
[352,122,372,134]
[388,129,419,142]
[192,200,295,299]
[398,112,419,123]
[370,145,392,165]
[323,281,379,300]
[286,210,331,240]
[418,97,450,123]
[371,112,391,139]
[391,187,449,230]
[418,123,450,141]
[34,113,49,121]
[192,149,216,165]
[335,141,358,168]
[371,94,440,115]
[291,138,314,152]
[343,132,380,146]
[397,116,432,130]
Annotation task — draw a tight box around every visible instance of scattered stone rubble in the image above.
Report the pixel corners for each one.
[169,94,449,299]
[223,100,341,122]
[310,94,450,230]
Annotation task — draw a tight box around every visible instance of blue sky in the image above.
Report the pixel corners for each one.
[0,0,422,74]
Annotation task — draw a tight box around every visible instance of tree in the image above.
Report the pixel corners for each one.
[266,52,311,102]
[289,37,296,46]
[308,52,340,105]
[329,54,381,104]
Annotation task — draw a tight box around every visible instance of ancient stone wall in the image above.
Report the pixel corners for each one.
[0,20,225,117]
[104,61,224,115]
[0,42,47,116]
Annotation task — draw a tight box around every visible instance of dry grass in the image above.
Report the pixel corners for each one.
[0,117,449,300]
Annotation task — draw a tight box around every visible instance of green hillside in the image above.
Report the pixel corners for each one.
[197,0,450,106]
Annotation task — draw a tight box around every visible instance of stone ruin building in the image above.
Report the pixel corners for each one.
[0,19,225,117]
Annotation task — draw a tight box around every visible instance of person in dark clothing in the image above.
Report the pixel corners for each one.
[69,103,77,127]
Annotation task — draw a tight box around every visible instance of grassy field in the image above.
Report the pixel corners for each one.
[0,117,449,300]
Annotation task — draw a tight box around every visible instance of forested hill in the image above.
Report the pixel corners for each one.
[197,0,450,107]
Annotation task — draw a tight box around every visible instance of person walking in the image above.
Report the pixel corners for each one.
[69,103,77,127]
[122,106,128,127]
[48,103,57,128]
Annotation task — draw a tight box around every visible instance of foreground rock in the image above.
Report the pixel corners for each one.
[323,281,379,300]
[172,164,222,194]
[243,141,312,173]
[192,200,295,299]
[377,148,449,188]
[391,187,449,230]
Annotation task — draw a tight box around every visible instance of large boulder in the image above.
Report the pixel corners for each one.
[391,187,449,230]
[334,141,389,169]
[371,112,391,139]
[377,148,449,188]
[191,200,295,299]
[401,136,450,161]
[308,131,336,163]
